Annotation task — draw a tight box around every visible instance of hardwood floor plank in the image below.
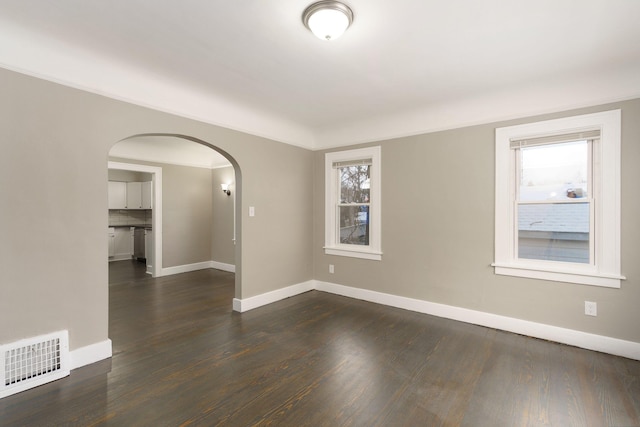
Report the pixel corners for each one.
[1,262,639,426]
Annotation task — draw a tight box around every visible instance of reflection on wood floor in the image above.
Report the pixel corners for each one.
[1,266,640,426]
[109,259,149,285]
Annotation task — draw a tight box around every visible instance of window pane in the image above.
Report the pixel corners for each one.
[340,165,370,203]
[519,141,588,202]
[339,206,369,245]
[518,203,589,263]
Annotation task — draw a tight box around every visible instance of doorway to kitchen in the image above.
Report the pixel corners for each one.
[107,134,240,292]
[108,161,163,277]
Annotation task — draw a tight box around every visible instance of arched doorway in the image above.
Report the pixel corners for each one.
[107,133,242,298]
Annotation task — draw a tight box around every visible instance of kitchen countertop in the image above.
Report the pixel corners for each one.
[109,224,152,229]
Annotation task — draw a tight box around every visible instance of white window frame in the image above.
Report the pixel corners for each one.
[493,110,624,288]
[325,146,382,260]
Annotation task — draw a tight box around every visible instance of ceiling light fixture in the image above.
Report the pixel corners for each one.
[302,1,354,41]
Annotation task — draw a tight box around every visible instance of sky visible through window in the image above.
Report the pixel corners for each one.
[519,140,588,201]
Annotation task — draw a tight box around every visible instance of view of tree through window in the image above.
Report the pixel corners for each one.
[338,165,370,245]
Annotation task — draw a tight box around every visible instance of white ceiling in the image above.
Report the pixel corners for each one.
[1,1,639,150]
[110,136,231,169]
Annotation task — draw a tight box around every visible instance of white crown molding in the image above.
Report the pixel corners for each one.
[312,67,640,150]
[1,19,639,151]
[109,153,229,170]
[109,154,235,171]
[0,21,315,149]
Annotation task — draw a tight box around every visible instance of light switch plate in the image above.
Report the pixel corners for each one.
[249,206,255,217]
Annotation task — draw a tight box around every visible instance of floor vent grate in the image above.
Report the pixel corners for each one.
[1,330,69,399]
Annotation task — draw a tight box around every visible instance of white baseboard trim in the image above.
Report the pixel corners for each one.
[216,277,640,360]
[159,261,214,277]
[233,280,315,313]
[210,261,235,273]
[158,261,235,277]
[314,280,640,361]
[69,339,112,370]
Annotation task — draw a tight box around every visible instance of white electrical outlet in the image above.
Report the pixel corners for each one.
[329,264,334,274]
[585,301,597,316]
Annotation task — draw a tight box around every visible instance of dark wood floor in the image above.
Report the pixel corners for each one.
[1,261,639,426]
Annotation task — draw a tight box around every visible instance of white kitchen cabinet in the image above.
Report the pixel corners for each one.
[108,181,127,209]
[141,181,152,209]
[111,227,134,261]
[126,182,143,209]
[109,180,152,210]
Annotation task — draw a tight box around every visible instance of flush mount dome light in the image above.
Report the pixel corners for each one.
[302,1,354,41]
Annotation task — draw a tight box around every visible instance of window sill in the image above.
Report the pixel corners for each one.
[492,262,624,288]
[324,246,382,261]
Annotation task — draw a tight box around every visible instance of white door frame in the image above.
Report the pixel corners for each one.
[108,161,163,277]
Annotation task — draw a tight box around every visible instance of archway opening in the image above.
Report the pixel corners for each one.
[107,133,242,299]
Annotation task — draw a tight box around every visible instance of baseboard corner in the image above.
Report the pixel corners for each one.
[210,261,236,273]
[233,280,315,312]
[69,339,112,370]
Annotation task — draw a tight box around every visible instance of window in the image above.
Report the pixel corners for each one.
[517,137,592,264]
[325,146,381,260]
[493,110,623,288]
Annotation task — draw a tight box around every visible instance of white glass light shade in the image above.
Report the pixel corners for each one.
[308,9,349,40]
[303,1,353,41]
[221,183,229,192]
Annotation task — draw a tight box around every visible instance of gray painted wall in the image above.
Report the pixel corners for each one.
[0,67,313,350]
[1,62,637,357]
[110,157,215,268]
[108,159,236,269]
[108,169,151,182]
[212,166,236,265]
[313,98,640,344]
